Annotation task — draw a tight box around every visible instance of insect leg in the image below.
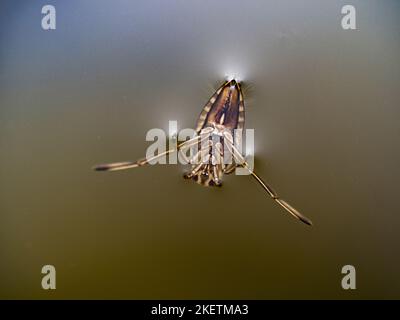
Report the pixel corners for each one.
[93,134,202,171]
[212,142,224,183]
[184,162,204,179]
[178,133,213,165]
[183,139,213,179]
[222,132,313,226]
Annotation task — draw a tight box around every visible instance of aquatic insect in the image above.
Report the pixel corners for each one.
[94,80,312,226]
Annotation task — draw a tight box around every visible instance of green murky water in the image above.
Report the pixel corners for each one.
[1,0,399,299]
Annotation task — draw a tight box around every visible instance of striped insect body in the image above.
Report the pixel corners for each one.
[94,79,313,226]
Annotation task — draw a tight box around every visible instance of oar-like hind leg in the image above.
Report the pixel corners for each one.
[223,131,313,226]
[93,134,203,172]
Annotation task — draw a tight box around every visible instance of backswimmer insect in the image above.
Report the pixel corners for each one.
[94,79,313,226]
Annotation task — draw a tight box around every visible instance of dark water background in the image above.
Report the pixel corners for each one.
[0,0,399,298]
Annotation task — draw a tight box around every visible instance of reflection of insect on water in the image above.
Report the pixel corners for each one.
[94,79,312,226]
